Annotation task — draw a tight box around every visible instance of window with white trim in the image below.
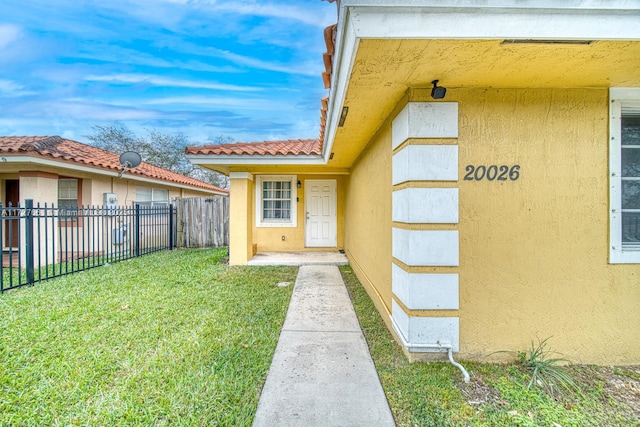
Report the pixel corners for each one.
[135,186,169,207]
[255,175,297,227]
[610,88,640,263]
[58,178,80,222]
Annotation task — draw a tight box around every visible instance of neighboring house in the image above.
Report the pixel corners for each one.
[1,135,227,249]
[186,1,640,365]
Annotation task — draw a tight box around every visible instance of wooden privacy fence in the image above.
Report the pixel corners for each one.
[174,196,229,248]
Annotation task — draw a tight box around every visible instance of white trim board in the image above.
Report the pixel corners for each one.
[609,87,640,264]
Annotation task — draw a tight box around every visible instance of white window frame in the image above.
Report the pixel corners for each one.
[610,88,640,264]
[58,178,79,222]
[255,175,297,228]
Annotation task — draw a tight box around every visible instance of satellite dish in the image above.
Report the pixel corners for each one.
[118,151,142,177]
[119,151,142,168]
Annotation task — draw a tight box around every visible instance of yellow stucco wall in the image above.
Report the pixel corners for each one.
[229,176,254,265]
[228,173,345,264]
[347,87,639,364]
[450,87,639,364]
[344,125,395,322]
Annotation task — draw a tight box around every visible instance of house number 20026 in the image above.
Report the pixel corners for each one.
[463,165,520,181]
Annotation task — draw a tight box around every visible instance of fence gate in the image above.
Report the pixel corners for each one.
[175,197,229,248]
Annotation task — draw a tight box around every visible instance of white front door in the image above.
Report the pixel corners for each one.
[305,180,337,247]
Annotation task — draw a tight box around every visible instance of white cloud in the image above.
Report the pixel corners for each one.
[84,74,262,91]
[142,95,292,111]
[40,101,159,121]
[0,79,36,96]
[208,1,334,28]
[0,79,23,92]
[206,48,322,76]
[0,24,21,49]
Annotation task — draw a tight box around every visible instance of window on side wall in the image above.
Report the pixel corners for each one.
[610,88,640,263]
[58,178,80,223]
[135,187,169,207]
[256,175,297,228]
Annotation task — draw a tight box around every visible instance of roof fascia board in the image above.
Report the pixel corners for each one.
[186,154,326,166]
[322,5,358,160]
[323,1,640,156]
[340,0,640,12]
[349,6,640,40]
[3,155,226,196]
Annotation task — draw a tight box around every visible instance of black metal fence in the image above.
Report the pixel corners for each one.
[1,200,176,292]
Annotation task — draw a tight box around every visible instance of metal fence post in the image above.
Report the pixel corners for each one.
[135,203,141,257]
[25,199,35,285]
[169,203,175,250]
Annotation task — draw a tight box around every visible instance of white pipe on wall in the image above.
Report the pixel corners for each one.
[391,318,471,383]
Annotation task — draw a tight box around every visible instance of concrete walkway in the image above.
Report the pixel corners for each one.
[253,265,395,427]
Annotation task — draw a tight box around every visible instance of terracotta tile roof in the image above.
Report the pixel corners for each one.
[186,138,321,156]
[318,23,337,143]
[0,136,227,193]
[322,24,337,89]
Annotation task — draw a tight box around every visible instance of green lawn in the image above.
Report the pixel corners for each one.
[3,253,637,426]
[0,248,296,426]
[340,266,639,427]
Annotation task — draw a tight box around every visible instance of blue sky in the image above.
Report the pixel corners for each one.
[0,0,336,144]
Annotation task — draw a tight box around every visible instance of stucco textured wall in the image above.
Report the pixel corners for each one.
[345,125,395,321]
[449,87,639,364]
[349,87,639,364]
[392,87,639,364]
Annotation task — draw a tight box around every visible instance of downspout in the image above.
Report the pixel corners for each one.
[391,318,470,383]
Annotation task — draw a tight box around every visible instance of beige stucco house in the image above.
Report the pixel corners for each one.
[187,1,640,365]
[1,136,227,250]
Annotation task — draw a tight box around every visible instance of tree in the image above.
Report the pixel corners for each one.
[85,124,230,189]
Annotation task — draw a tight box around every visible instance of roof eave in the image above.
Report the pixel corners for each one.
[186,153,326,166]
[323,0,640,158]
[2,154,228,196]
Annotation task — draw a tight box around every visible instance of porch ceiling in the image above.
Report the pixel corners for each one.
[329,38,640,168]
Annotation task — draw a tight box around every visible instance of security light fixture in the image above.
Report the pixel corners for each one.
[431,80,446,99]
